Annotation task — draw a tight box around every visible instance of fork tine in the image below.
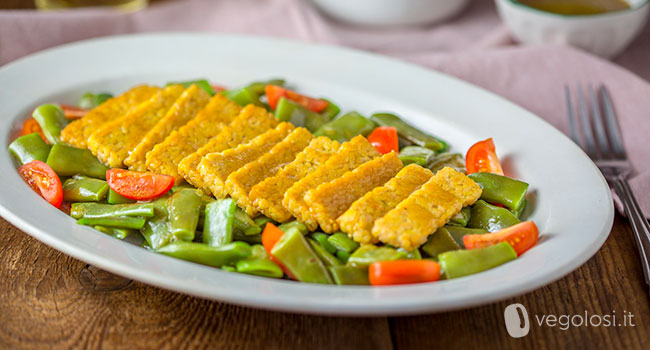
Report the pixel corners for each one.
[564,85,581,145]
[577,84,597,156]
[588,84,610,157]
[599,85,626,157]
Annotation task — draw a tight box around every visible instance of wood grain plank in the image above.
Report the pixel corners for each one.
[0,218,392,350]
[390,215,650,349]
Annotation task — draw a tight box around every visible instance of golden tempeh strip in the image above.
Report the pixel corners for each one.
[283,135,380,231]
[225,127,313,216]
[145,94,241,179]
[304,152,403,233]
[61,85,159,148]
[372,167,482,250]
[87,85,185,168]
[251,137,340,223]
[179,105,279,193]
[124,84,210,171]
[198,123,295,198]
[337,164,433,244]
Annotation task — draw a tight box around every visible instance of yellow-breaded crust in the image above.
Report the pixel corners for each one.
[87,85,185,168]
[145,94,241,179]
[372,167,482,250]
[251,137,340,223]
[226,127,313,216]
[304,152,403,233]
[198,123,295,198]
[431,166,483,206]
[61,85,160,148]
[337,164,433,244]
[124,84,210,171]
[283,135,380,231]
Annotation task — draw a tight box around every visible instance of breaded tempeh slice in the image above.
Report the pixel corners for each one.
[337,164,433,244]
[61,85,159,148]
[124,84,210,171]
[431,166,484,207]
[251,137,340,223]
[283,135,380,231]
[179,105,279,193]
[226,128,313,216]
[198,123,295,198]
[372,167,482,250]
[87,85,185,168]
[304,152,403,233]
[145,94,241,179]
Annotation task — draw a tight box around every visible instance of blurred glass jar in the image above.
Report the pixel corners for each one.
[35,0,149,11]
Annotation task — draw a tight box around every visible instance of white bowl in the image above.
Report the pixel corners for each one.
[495,0,650,58]
[310,0,471,27]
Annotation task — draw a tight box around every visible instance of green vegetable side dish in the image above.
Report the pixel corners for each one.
[8,78,539,287]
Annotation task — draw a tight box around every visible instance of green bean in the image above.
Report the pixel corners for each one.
[32,104,68,144]
[233,207,262,236]
[233,231,263,244]
[278,221,309,235]
[156,241,252,268]
[271,226,333,284]
[347,245,408,268]
[203,199,236,247]
[221,265,237,272]
[221,87,263,107]
[438,242,517,279]
[250,244,269,260]
[448,207,471,227]
[62,176,109,202]
[401,248,422,260]
[8,133,52,166]
[93,225,134,240]
[468,172,529,211]
[78,92,113,109]
[427,153,466,173]
[274,98,331,132]
[443,226,488,248]
[140,196,172,249]
[310,232,337,254]
[336,250,350,264]
[468,200,520,232]
[167,80,214,95]
[78,216,145,229]
[398,146,435,166]
[70,202,155,219]
[313,112,376,142]
[319,99,341,121]
[107,188,135,204]
[46,143,109,179]
[328,266,370,285]
[253,215,274,230]
[371,113,447,152]
[248,78,285,95]
[420,227,461,259]
[235,258,284,278]
[328,232,360,254]
[308,238,343,267]
[169,189,203,241]
[511,198,527,219]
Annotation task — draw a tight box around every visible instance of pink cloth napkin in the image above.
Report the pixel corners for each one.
[1,0,649,218]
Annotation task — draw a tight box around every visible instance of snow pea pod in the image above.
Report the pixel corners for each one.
[94,225,134,240]
[78,92,113,109]
[271,226,333,284]
[468,172,529,211]
[329,266,370,285]
[313,111,376,142]
[398,146,435,166]
[438,242,517,279]
[71,202,155,219]
[46,144,109,179]
[253,215,274,231]
[32,104,68,144]
[427,153,465,173]
[203,199,236,247]
[443,226,488,248]
[8,133,52,166]
[448,207,471,227]
[278,220,309,235]
[420,227,461,259]
[235,258,284,278]
[167,80,214,95]
[62,176,109,202]
[233,207,262,236]
[371,113,447,152]
[310,232,337,254]
[336,250,350,264]
[221,87,262,107]
[248,78,285,95]
[274,98,331,132]
[511,198,527,219]
[140,196,172,249]
[77,216,145,229]
[169,189,203,241]
[468,200,520,232]
[308,238,343,267]
[347,245,408,268]
[156,241,252,268]
[319,99,340,121]
[233,231,263,244]
[107,188,135,204]
[328,232,360,254]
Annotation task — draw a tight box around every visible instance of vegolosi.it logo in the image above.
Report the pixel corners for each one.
[504,303,635,338]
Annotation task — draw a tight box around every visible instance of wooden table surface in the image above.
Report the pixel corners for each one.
[1,214,648,349]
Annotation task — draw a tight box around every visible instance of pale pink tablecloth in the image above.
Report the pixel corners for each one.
[1,0,649,218]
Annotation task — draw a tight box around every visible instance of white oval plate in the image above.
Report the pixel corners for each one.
[0,34,613,316]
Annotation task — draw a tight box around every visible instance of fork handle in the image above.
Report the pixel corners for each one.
[612,177,650,289]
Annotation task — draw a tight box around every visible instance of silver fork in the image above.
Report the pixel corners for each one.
[565,84,650,293]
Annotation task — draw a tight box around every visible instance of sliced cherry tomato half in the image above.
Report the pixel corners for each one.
[265,85,329,112]
[262,223,296,280]
[369,260,441,286]
[18,160,63,208]
[463,221,539,256]
[367,126,399,155]
[106,169,174,201]
[211,84,227,93]
[21,118,48,143]
[60,105,89,119]
[466,138,504,175]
